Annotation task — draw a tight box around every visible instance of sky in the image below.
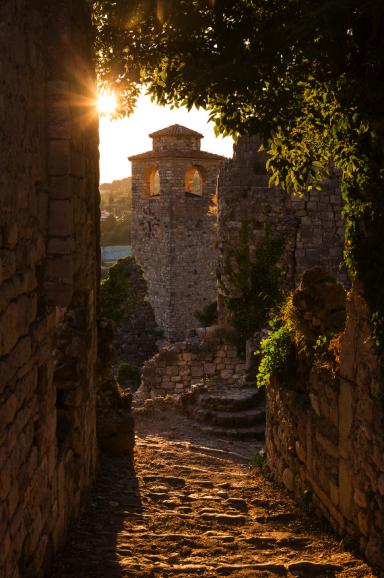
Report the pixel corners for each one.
[99,93,234,184]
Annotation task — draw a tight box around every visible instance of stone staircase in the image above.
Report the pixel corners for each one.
[180,380,266,441]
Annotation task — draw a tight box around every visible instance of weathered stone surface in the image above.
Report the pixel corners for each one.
[291,268,346,343]
[131,126,224,340]
[266,286,384,570]
[96,319,135,454]
[0,2,100,576]
[217,136,347,324]
[137,326,244,399]
[104,256,161,371]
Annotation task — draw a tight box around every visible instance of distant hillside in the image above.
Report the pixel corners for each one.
[100,177,132,195]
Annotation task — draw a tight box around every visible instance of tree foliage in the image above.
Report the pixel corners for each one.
[101,213,131,245]
[91,0,384,346]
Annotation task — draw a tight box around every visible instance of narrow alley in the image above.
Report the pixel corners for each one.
[50,406,377,578]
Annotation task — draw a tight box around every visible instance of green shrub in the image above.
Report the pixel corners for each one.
[117,363,140,385]
[256,318,295,388]
[256,289,344,390]
[100,260,133,321]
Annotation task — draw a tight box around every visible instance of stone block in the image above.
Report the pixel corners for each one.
[47,237,74,255]
[339,379,353,458]
[178,367,191,378]
[295,440,306,463]
[309,393,320,416]
[378,474,384,496]
[330,482,339,506]
[0,302,19,356]
[339,459,353,521]
[0,250,16,283]
[316,432,339,458]
[282,467,294,492]
[48,199,73,237]
[220,369,233,380]
[3,224,18,248]
[365,533,384,568]
[204,363,216,375]
[49,175,71,199]
[191,366,203,378]
[165,366,179,376]
[43,281,73,306]
[49,139,71,175]
[46,254,73,283]
[357,510,370,536]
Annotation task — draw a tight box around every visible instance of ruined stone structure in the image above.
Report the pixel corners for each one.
[108,257,161,368]
[96,319,135,454]
[130,125,225,340]
[217,135,346,323]
[139,327,246,399]
[216,137,383,569]
[0,2,100,576]
[266,287,384,569]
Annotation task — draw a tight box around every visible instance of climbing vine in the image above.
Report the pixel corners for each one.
[220,224,284,353]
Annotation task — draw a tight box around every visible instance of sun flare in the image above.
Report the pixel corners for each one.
[98,91,117,116]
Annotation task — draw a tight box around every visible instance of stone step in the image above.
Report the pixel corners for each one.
[194,407,266,428]
[198,423,265,441]
[196,387,264,412]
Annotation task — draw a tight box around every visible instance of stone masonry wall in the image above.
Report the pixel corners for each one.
[0,2,99,577]
[107,257,161,367]
[132,156,221,340]
[153,135,201,152]
[266,288,384,570]
[139,328,246,399]
[217,135,346,322]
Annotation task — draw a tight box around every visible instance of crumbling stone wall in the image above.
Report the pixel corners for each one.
[217,135,346,322]
[109,257,161,367]
[0,1,99,576]
[130,126,224,340]
[266,288,384,570]
[138,328,246,399]
[96,319,135,453]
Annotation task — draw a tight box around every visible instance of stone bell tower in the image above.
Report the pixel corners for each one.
[129,124,225,340]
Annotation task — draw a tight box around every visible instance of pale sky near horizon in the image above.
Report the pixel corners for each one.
[99,93,234,184]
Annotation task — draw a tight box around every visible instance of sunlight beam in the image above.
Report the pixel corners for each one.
[98,91,117,117]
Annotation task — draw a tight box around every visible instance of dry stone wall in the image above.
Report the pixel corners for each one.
[138,328,246,399]
[266,288,384,570]
[0,1,100,576]
[217,135,346,322]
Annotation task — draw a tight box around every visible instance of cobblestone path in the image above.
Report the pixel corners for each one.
[50,412,377,578]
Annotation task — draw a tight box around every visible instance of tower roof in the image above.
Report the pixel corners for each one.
[128,150,226,161]
[149,124,204,139]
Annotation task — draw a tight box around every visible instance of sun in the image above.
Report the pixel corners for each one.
[97,91,117,116]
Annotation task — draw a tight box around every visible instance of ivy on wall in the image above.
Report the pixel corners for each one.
[220,224,284,353]
[256,270,347,389]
